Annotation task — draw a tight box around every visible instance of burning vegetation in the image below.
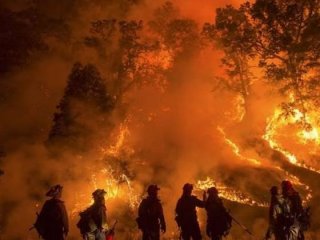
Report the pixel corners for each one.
[1,0,320,239]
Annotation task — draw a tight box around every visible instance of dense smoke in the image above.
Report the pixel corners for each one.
[1,0,320,239]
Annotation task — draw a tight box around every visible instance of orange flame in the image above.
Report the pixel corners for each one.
[196,177,268,207]
[218,126,261,165]
[263,98,320,173]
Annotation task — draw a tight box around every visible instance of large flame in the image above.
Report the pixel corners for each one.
[263,94,320,173]
[72,121,140,216]
[101,121,133,158]
[208,93,314,207]
[218,126,261,166]
[196,177,267,207]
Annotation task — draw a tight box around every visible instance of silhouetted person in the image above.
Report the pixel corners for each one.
[265,186,284,240]
[282,181,303,218]
[36,185,69,240]
[281,181,304,240]
[175,183,205,240]
[205,187,231,240]
[81,189,108,240]
[137,184,166,240]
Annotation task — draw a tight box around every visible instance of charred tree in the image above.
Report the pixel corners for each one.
[203,4,256,111]
[47,63,114,152]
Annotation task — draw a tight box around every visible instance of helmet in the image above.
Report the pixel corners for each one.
[270,186,278,195]
[281,180,293,191]
[183,183,193,191]
[46,184,63,197]
[207,187,218,195]
[147,184,160,195]
[92,189,106,198]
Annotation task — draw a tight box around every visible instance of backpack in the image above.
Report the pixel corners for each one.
[32,212,46,237]
[32,200,60,237]
[299,207,311,231]
[76,208,93,234]
[221,211,232,236]
[206,199,232,237]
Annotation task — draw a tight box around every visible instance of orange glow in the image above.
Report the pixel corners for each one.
[263,93,320,173]
[218,126,261,165]
[196,177,267,207]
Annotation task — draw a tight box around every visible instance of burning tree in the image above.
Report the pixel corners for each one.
[86,19,164,105]
[150,1,201,60]
[251,0,320,119]
[84,1,202,109]
[148,1,180,37]
[202,0,320,202]
[203,4,256,109]
[206,0,320,123]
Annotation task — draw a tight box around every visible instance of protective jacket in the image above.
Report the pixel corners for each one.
[175,195,205,240]
[81,202,108,240]
[138,196,166,240]
[282,192,304,240]
[205,196,231,240]
[37,198,68,240]
[266,195,284,240]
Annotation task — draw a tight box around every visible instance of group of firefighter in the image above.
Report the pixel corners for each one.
[33,180,310,240]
